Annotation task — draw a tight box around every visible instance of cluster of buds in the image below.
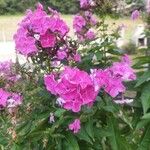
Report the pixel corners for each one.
[73,0,97,42]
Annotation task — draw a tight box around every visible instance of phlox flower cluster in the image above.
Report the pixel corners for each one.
[14,3,80,62]
[80,0,95,9]
[73,3,97,42]
[0,88,22,109]
[44,67,98,113]
[93,55,136,98]
[44,55,136,113]
[0,60,21,83]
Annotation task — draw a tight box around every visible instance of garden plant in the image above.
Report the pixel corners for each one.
[0,0,150,150]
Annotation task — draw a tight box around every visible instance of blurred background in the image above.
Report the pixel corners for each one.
[0,0,145,61]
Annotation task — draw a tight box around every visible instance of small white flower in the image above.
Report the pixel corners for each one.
[115,99,133,104]
[7,98,16,108]
[56,97,65,106]
[34,34,40,40]
[49,113,55,123]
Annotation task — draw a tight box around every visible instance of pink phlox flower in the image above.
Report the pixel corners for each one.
[111,55,136,81]
[0,60,12,75]
[146,0,150,13]
[80,0,95,8]
[73,15,86,32]
[77,34,85,42]
[57,47,67,60]
[73,53,81,62]
[40,31,56,48]
[52,17,69,36]
[92,69,125,97]
[0,61,21,82]
[131,10,140,20]
[7,75,21,82]
[14,28,37,56]
[69,119,81,133]
[57,50,67,60]
[90,15,97,25]
[51,61,61,68]
[44,73,58,95]
[80,0,89,8]
[7,93,23,108]
[36,2,43,10]
[86,29,96,40]
[104,77,126,98]
[0,88,10,108]
[48,7,60,17]
[84,11,97,25]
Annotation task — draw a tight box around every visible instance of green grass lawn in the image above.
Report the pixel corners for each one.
[0,15,143,41]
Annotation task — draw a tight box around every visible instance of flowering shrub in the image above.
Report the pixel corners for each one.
[1,1,150,150]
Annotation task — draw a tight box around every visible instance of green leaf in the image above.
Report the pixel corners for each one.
[137,125,150,150]
[135,71,150,87]
[85,118,94,141]
[11,144,20,150]
[107,48,123,55]
[141,82,150,114]
[142,113,150,119]
[134,56,150,68]
[107,117,131,150]
[95,51,103,61]
[54,109,66,117]
[0,145,4,150]
[65,133,80,150]
[136,119,150,129]
[17,120,32,137]
[107,117,121,150]
[76,126,93,145]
